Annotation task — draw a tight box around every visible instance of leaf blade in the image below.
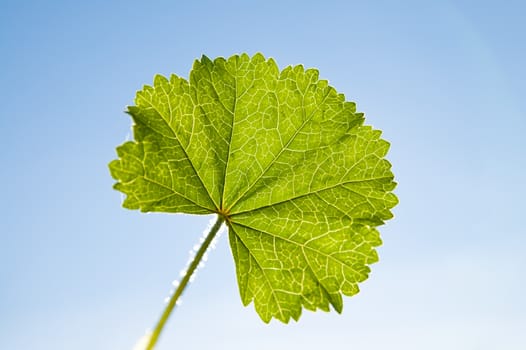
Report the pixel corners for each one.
[110,53,398,323]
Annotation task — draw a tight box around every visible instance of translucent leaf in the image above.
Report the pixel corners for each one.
[109,53,398,323]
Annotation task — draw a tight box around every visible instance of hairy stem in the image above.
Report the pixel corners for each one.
[146,215,225,350]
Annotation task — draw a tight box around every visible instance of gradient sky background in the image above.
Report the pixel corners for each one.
[1,0,525,349]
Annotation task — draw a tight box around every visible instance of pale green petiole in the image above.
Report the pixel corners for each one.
[145,215,225,350]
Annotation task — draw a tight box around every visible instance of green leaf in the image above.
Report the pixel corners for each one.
[109,53,398,323]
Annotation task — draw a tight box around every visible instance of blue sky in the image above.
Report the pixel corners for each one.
[1,0,525,349]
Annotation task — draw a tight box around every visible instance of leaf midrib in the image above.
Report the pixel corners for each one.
[136,95,218,210]
[219,59,238,210]
[226,85,332,212]
[229,224,286,321]
[230,175,394,216]
[231,221,364,277]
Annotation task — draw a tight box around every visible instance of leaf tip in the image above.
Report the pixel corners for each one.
[153,74,169,86]
[251,52,266,63]
[199,54,213,65]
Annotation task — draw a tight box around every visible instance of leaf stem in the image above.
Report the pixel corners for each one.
[146,215,225,350]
